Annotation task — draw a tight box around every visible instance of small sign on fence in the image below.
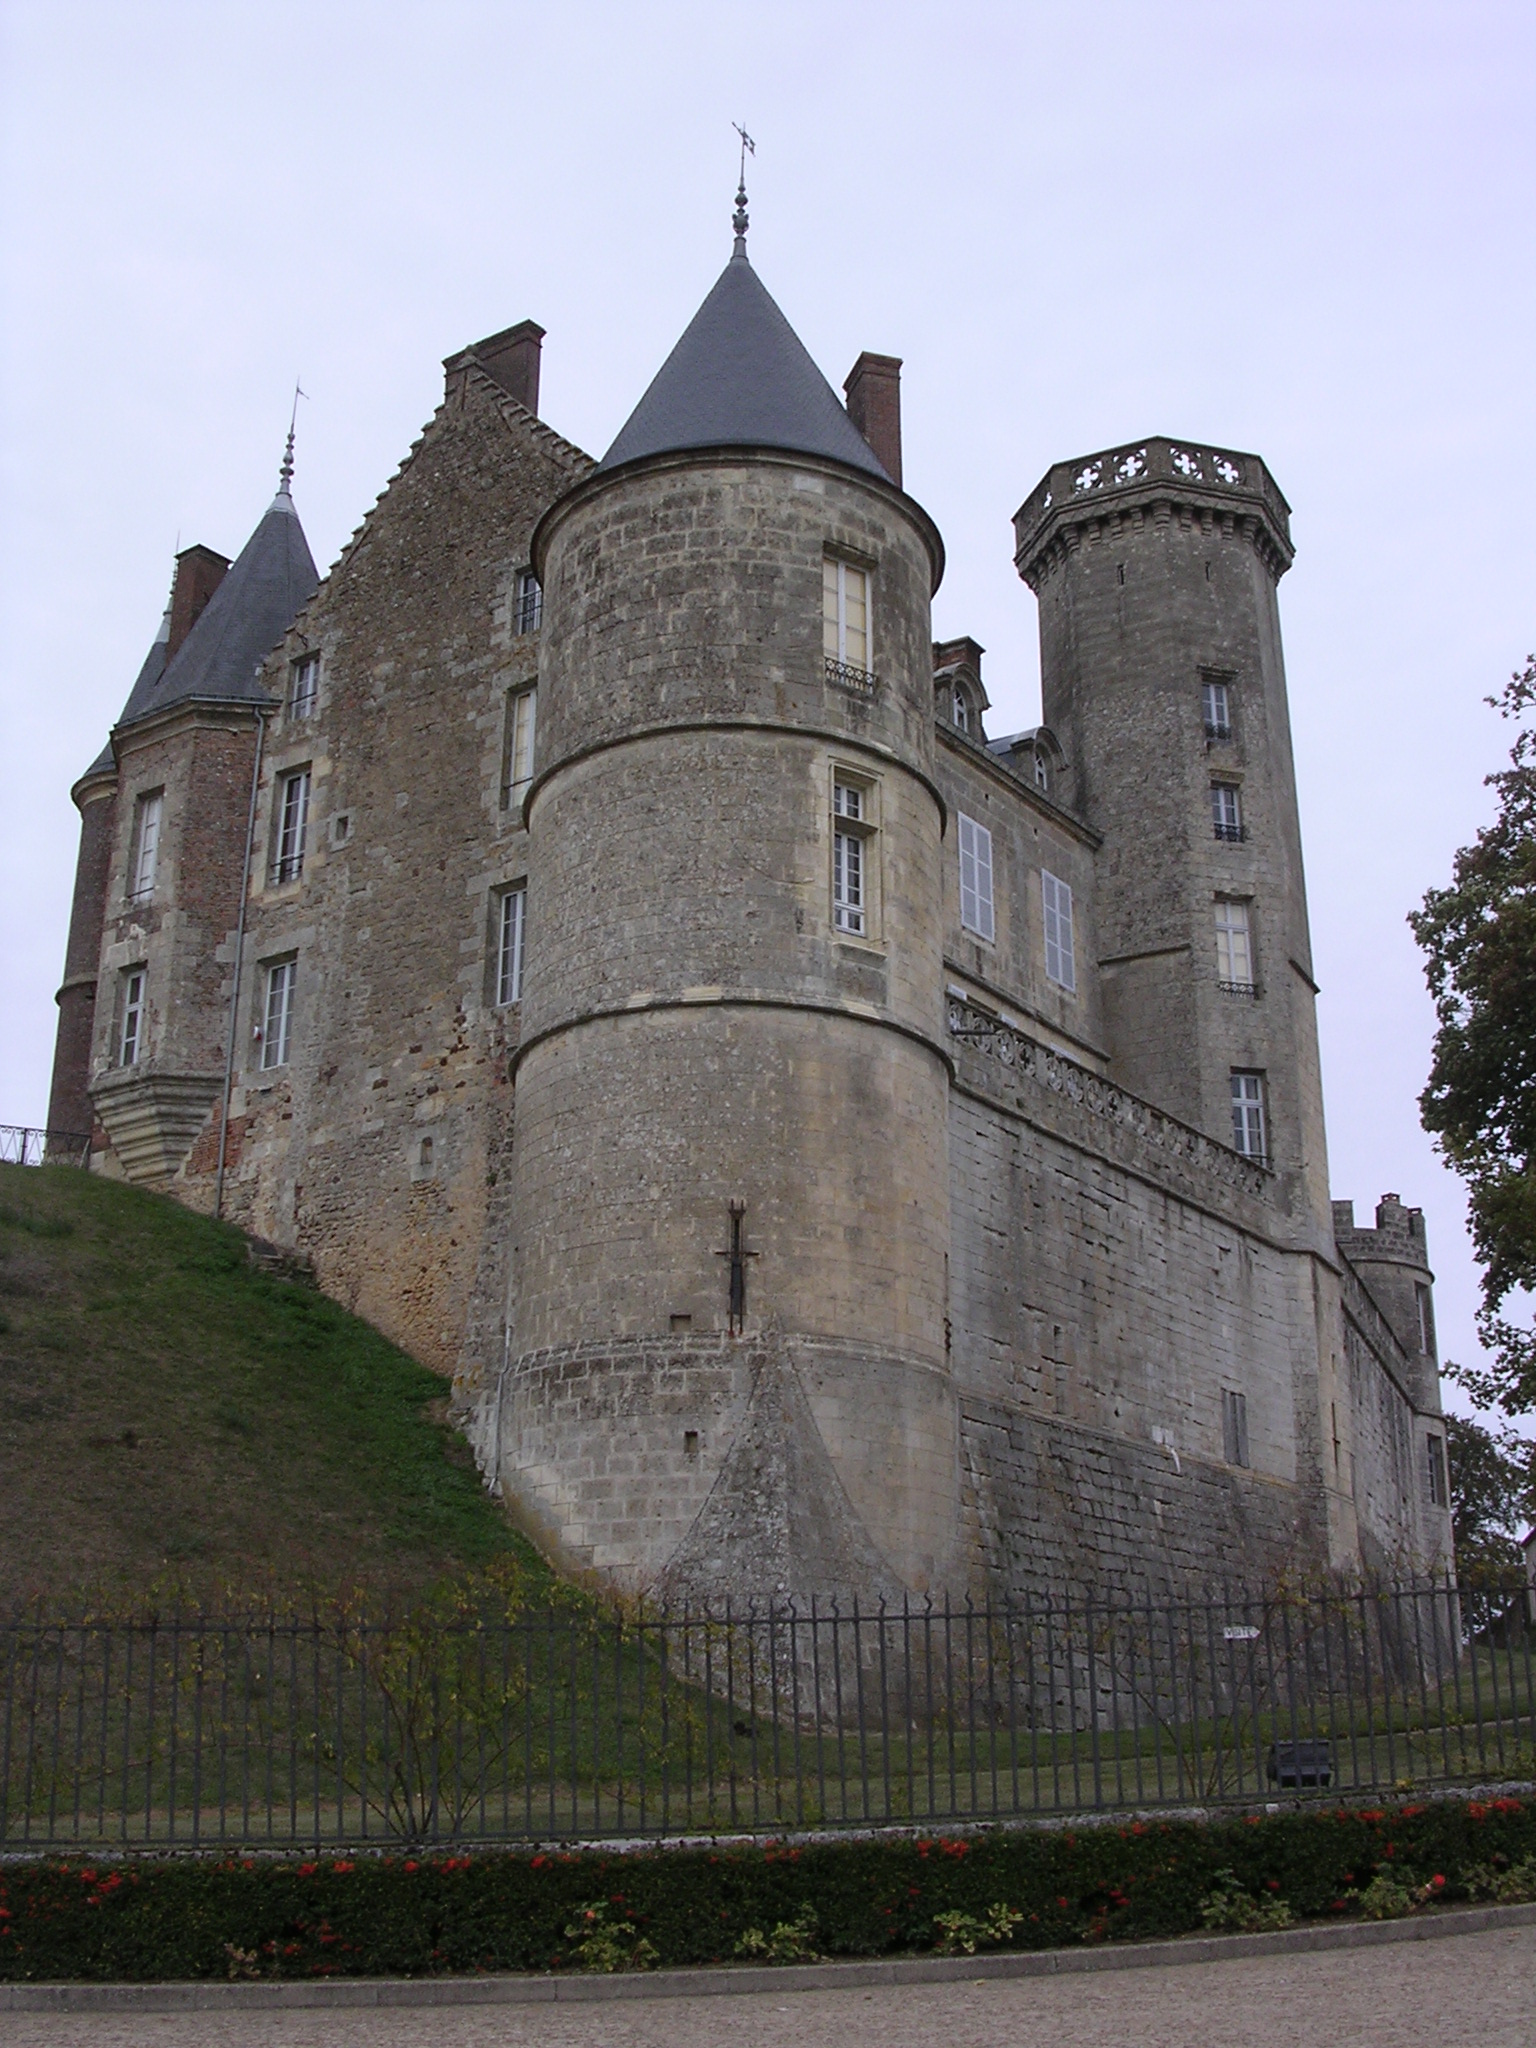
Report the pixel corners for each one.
[1223,1625,1262,1641]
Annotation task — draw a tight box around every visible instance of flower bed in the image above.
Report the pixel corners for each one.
[1,1795,1532,1982]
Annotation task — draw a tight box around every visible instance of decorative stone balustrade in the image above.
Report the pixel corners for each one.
[945,996,1272,1203]
[1013,435,1293,587]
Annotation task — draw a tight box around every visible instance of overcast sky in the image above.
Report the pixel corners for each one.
[2,2,1532,1417]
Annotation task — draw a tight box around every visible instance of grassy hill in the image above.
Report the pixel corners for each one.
[0,1162,534,1608]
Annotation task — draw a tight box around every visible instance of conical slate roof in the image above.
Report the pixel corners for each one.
[116,484,318,731]
[599,247,890,481]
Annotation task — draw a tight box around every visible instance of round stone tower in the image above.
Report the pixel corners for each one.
[495,222,957,1600]
[1014,439,1329,1241]
[1014,440,1360,1568]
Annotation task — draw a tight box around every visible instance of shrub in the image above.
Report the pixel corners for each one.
[0,1794,1530,1983]
[932,1903,1023,1954]
[1199,1868,1294,1933]
[1462,1855,1536,1904]
[563,1900,658,1973]
[735,1905,821,1962]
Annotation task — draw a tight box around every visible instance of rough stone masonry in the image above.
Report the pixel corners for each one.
[47,222,1454,1602]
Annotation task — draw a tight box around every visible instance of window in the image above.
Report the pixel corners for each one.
[261,958,296,1068]
[1426,1433,1447,1508]
[272,768,311,885]
[823,556,870,674]
[128,791,163,902]
[958,813,994,942]
[496,884,526,1004]
[502,686,537,806]
[1215,898,1255,992]
[289,653,320,719]
[832,778,872,935]
[1042,870,1075,990]
[952,689,970,733]
[1210,781,1244,841]
[1033,752,1050,793]
[118,968,146,1066]
[515,570,542,635]
[1203,677,1232,740]
[1415,1283,1435,1356]
[1230,1070,1268,1162]
[1222,1388,1251,1469]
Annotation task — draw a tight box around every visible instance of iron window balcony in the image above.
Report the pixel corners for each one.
[825,655,879,695]
[1213,821,1247,842]
[1218,978,1260,999]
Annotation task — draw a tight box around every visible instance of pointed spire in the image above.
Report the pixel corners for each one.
[599,245,890,481]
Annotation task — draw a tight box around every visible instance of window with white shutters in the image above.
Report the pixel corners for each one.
[129,792,163,902]
[1215,899,1254,992]
[832,778,870,935]
[823,556,871,675]
[289,653,320,719]
[272,769,311,885]
[118,968,146,1066]
[1042,869,1075,990]
[958,813,994,942]
[262,959,296,1069]
[503,686,537,807]
[496,884,526,1004]
[1230,1070,1267,1161]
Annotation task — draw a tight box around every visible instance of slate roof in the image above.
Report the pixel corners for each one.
[599,247,890,481]
[116,485,318,732]
[78,596,172,779]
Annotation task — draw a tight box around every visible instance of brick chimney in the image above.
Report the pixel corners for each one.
[168,544,230,658]
[445,319,545,415]
[843,352,902,487]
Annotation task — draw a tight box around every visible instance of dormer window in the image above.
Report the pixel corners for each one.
[1033,752,1049,793]
[952,689,970,733]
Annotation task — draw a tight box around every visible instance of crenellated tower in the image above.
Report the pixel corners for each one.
[1014,439,1329,1241]
[1015,438,1357,1566]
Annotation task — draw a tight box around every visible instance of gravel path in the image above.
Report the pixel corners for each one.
[7,1924,1532,2048]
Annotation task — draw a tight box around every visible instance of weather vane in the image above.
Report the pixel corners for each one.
[732,122,755,250]
[280,377,308,492]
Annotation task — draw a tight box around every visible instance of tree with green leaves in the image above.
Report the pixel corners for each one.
[1444,1414,1535,1584]
[1409,656,1536,1419]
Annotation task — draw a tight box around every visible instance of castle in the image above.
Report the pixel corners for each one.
[47,203,1453,1600]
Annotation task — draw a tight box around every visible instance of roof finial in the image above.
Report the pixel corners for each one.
[279,378,307,495]
[732,122,755,255]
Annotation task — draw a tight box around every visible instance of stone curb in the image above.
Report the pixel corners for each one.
[2,1900,1533,2013]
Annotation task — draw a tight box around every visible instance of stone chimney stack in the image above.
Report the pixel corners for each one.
[167,544,230,657]
[451,319,545,415]
[844,352,902,487]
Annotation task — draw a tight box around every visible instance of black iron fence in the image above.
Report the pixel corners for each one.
[2,1580,1532,1852]
[0,1126,91,1169]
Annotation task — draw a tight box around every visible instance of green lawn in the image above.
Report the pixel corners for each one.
[0,1163,537,1607]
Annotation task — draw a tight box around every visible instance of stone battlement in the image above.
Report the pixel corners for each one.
[1013,434,1293,585]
